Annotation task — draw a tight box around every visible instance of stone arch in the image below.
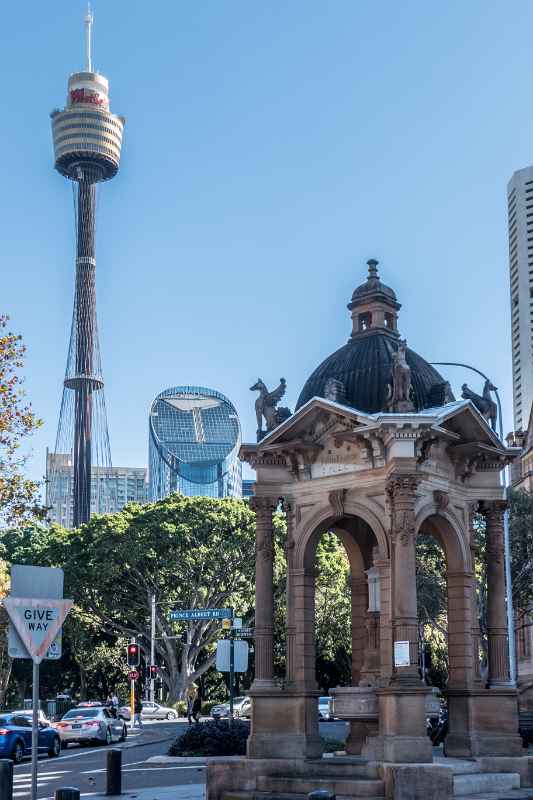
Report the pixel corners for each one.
[295,498,389,572]
[415,504,474,690]
[415,503,470,573]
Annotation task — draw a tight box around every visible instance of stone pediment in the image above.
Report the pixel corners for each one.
[240,397,519,483]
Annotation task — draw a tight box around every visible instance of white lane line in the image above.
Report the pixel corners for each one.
[81,764,206,774]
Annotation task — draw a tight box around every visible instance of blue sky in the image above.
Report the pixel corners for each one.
[2,1,530,484]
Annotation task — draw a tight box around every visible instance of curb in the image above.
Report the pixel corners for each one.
[147,755,243,764]
[122,733,175,750]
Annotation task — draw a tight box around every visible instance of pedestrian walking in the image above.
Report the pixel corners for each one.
[192,692,201,723]
[186,685,197,725]
[106,693,116,717]
[133,696,143,728]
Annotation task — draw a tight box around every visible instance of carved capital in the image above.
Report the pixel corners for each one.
[387,474,419,546]
[386,474,420,502]
[250,496,277,519]
[329,488,347,519]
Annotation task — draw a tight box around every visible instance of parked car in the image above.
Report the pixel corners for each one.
[0,713,61,763]
[10,709,52,726]
[318,697,332,721]
[211,696,251,719]
[119,701,178,721]
[56,706,127,746]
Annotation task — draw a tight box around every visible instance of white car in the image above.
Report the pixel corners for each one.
[56,706,127,746]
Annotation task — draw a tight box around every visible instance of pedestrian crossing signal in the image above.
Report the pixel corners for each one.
[150,664,159,678]
[127,642,140,667]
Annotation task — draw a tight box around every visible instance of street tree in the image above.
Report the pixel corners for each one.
[46,495,256,702]
[0,315,44,527]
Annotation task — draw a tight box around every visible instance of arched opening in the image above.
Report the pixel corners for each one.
[358,312,372,331]
[292,513,382,754]
[416,512,473,750]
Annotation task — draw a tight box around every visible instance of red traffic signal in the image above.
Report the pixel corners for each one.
[127,642,140,667]
[150,665,159,679]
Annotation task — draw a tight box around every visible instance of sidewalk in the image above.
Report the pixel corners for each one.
[82,785,205,800]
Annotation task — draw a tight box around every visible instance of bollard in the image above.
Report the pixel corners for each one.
[308,792,335,800]
[0,759,13,800]
[55,789,80,800]
[106,748,122,796]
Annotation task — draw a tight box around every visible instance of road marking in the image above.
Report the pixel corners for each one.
[80,764,206,775]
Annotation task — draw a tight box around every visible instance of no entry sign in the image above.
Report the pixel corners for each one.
[3,597,73,663]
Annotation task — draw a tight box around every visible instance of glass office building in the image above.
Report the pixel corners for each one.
[149,386,242,500]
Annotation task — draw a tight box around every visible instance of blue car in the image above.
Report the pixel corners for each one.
[0,714,61,763]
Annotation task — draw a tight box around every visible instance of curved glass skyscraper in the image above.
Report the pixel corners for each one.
[149,386,242,500]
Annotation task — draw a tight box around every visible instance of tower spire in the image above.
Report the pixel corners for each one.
[84,2,93,72]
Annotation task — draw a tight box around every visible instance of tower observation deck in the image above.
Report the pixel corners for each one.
[49,8,125,527]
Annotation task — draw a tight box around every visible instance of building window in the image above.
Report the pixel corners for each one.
[384,312,395,330]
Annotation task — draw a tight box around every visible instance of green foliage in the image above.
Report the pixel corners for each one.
[0,315,45,527]
[416,534,448,688]
[168,719,249,756]
[1,496,256,702]
[509,489,533,615]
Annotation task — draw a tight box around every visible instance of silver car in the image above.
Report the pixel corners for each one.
[56,706,127,746]
[212,696,250,719]
[119,701,178,721]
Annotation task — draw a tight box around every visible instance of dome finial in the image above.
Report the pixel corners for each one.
[367,258,379,279]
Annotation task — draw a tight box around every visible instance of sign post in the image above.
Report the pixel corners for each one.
[3,596,72,800]
[4,567,73,800]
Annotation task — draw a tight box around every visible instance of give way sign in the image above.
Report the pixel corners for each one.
[3,597,73,663]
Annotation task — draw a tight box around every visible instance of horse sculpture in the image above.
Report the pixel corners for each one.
[250,378,292,441]
[461,379,498,431]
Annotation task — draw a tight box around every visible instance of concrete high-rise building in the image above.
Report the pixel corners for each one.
[48,9,125,526]
[149,386,242,500]
[46,452,148,529]
[507,166,533,431]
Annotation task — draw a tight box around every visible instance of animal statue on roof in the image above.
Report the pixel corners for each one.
[250,378,292,441]
[461,379,498,431]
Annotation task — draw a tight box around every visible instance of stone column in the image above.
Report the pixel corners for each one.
[351,576,367,685]
[293,567,318,690]
[446,571,474,688]
[387,475,421,684]
[284,501,297,685]
[250,496,276,687]
[483,500,510,686]
[468,502,482,683]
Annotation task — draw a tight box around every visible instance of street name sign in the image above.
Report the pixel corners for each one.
[237,627,255,638]
[216,639,249,673]
[169,608,233,621]
[4,597,73,664]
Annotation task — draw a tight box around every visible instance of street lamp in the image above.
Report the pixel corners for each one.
[431,361,516,685]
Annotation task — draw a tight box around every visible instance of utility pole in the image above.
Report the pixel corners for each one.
[150,593,156,702]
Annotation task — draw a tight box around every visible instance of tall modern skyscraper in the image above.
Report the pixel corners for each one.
[508,166,533,431]
[49,9,125,526]
[149,386,242,500]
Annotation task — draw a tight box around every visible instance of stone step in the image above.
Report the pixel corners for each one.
[457,791,533,800]
[257,775,385,798]
[454,772,521,797]
[223,794,385,800]
[304,759,381,779]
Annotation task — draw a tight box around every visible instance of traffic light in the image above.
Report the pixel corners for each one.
[127,642,140,667]
[150,665,159,679]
